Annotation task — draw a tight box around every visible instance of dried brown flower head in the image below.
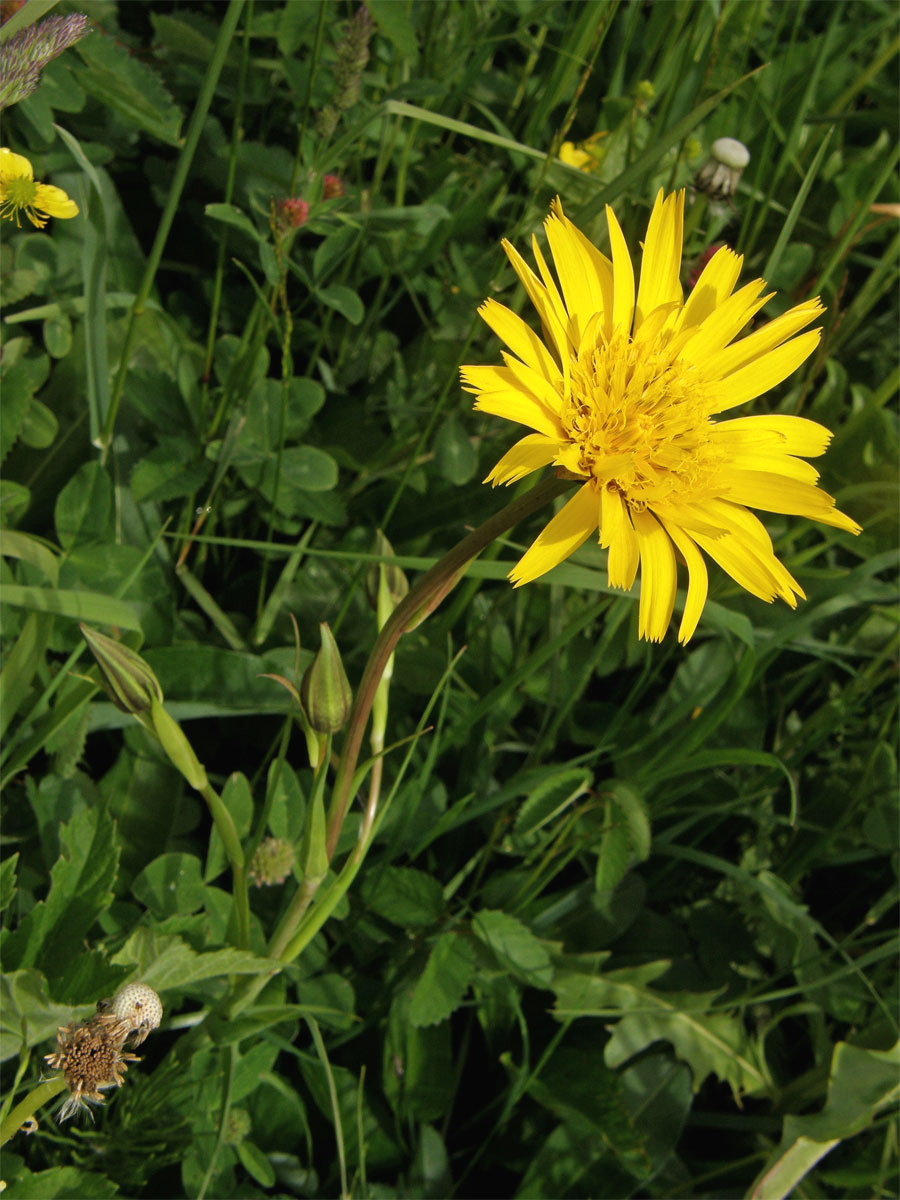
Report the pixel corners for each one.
[44,1018,140,1122]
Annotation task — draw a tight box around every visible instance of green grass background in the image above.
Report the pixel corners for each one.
[0,0,897,1197]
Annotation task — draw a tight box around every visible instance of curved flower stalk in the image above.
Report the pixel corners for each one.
[463,189,860,643]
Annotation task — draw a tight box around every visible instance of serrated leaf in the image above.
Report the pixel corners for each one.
[473,910,553,987]
[409,931,479,1027]
[514,767,594,838]
[0,363,33,465]
[75,33,182,145]
[553,963,769,1097]
[2,1165,120,1198]
[2,807,118,984]
[360,866,444,927]
[111,927,279,992]
[0,852,19,912]
[0,968,93,1061]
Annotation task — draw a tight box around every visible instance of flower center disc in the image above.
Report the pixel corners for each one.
[561,330,720,509]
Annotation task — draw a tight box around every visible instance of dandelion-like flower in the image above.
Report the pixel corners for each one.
[44,1018,139,1122]
[558,131,607,175]
[463,190,860,643]
[0,147,79,228]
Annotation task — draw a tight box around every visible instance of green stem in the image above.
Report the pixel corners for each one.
[325,474,572,859]
[0,1076,66,1146]
[200,780,249,949]
[98,0,245,456]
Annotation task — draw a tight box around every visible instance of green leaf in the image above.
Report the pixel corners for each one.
[132,852,206,918]
[2,1166,120,1198]
[0,584,142,630]
[553,962,769,1096]
[368,0,419,59]
[0,363,33,466]
[514,768,593,838]
[111,927,278,992]
[42,314,73,359]
[409,930,479,1027]
[19,399,58,450]
[235,1141,276,1188]
[595,800,631,895]
[749,1041,900,1200]
[316,284,364,325]
[255,446,339,508]
[434,414,477,485]
[75,33,182,145]
[360,866,445,927]
[0,852,19,912]
[54,461,113,549]
[0,968,93,1061]
[205,202,263,242]
[3,807,118,984]
[473,910,553,988]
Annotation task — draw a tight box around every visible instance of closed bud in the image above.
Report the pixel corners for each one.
[300,623,353,734]
[364,531,409,615]
[80,624,163,715]
[248,837,295,887]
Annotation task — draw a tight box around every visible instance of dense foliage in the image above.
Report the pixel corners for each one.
[1,1,897,1197]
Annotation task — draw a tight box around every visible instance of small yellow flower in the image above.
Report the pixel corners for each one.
[558,131,607,175]
[463,190,860,643]
[0,146,78,229]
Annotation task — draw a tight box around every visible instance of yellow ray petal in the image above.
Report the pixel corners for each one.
[710,414,833,457]
[501,352,563,413]
[478,299,561,385]
[632,508,678,641]
[709,330,821,412]
[0,148,33,181]
[509,481,599,586]
[719,469,862,533]
[551,198,615,325]
[691,530,784,604]
[677,246,743,332]
[544,211,599,340]
[600,487,639,589]
[530,233,579,355]
[34,184,78,219]
[724,452,821,485]
[472,391,562,439]
[678,279,771,365]
[605,203,635,336]
[502,238,571,380]
[704,299,824,380]
[485,433,560,486]
[635,189,684,328]
[660,519,709,644]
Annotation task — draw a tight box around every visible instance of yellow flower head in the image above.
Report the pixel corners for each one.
[0,146,79,229]
[558,131,607,175]
[463,190,860,644]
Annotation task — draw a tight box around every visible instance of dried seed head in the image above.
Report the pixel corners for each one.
[694,137,751,202]
[44,1019,140,1123]
[106,982,163,1046]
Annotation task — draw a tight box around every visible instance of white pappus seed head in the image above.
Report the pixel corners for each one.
[110,982,163,1045]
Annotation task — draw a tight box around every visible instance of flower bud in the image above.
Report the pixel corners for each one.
[80,624,163,715]
[694,137,750,202]
[248,837,295,887]
[364,531,409,617]
[300,623,353,734]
